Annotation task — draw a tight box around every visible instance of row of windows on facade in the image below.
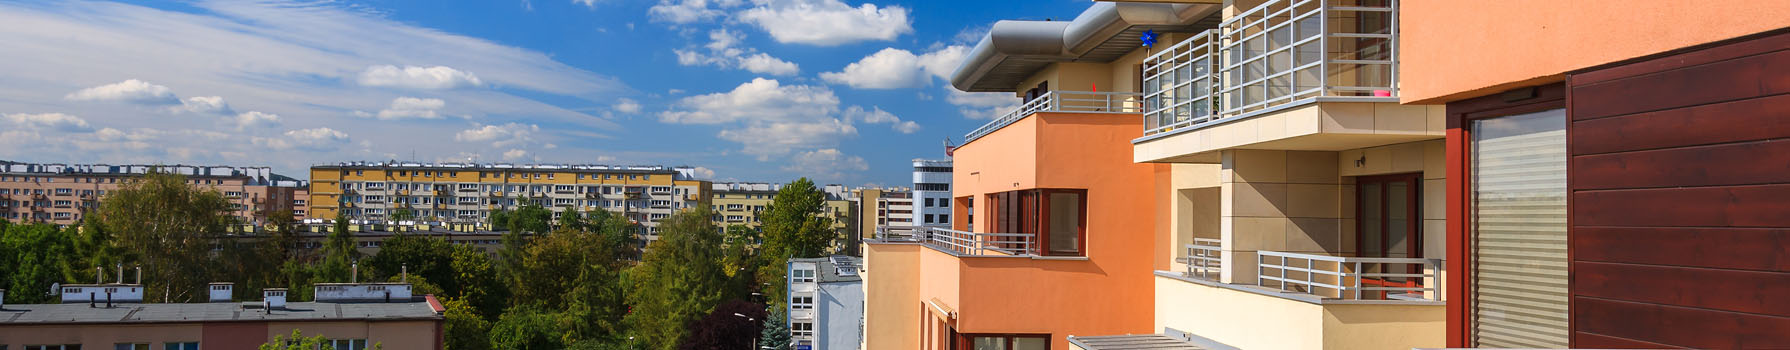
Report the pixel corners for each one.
[0,176,243,186]
[351,196,674,207]
[345,169,655,182]
[347,182,680,194]
[5,212,74,220]
[914,166,951,173]
[914,183,949,191]
[714,193,771,199]
[346,207,670,220]
[713,203,765,211]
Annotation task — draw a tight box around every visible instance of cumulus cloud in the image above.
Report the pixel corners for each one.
[502,149,530,161]
[844,106,918,134]
[690,166,716,179]
[717,118,857,159]
[674,29,800,76]
[4,112,95,132]
[820,45,967,89]
[613,98,642,114]
[737,0,911,46]
[946,88,1021,120]
[357,65,483,90]
[660,78,838,125]
[177,96,233,114]
[64,79,178,104]
[455,123,540,148]
[255,127,349,151]
[571,0,599,9]
[781,148,868,180]
[232,111,282,129]
[366,97,449,120]
[647,0,736,23]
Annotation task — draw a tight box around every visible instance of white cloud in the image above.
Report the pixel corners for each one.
[255,127,349,151]
[648,0,733,23]
[370,97,448,120]
[232,111,282,129]
[4,112,94,132]
[844,106,919,134]
[660,78,838,125]
[690,166,716,179]
[613,98,642,114]
[177,96,233,114]
[946,88,1020,120]
[455,123,540,148]
[675,29,800,76]
[737,0,912,46]
[571,0,599,9]
[502,149,530,161]
[64,79,178,104]
[717,118,856,158]
[782,148,868,180]
[821,45,967,89]
[357,65,484,90]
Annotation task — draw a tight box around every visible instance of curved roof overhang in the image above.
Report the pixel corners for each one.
[949,2,1223,92]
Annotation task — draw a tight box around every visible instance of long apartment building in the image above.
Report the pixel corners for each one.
[307,162,710,243]
[0,161,307,226]
[710,182,853,229]
[868,1,1790,350]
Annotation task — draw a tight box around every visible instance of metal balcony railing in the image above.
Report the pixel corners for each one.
[1141,0,1399,137]
[876,225,1035,257]
[1177,238,1223,280]
[963,90,1144,144]
[1257,250,1440,301]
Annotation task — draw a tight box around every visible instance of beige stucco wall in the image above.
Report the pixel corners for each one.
[1155,275,1444,349]
[1133,102,1444,164]
[1166,163,1222,273]
[1399,1,1790,104]
[864,243,922,350]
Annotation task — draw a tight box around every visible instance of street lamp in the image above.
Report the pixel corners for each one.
[731,313,758,350]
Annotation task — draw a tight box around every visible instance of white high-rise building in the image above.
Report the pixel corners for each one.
[911,159,952,227]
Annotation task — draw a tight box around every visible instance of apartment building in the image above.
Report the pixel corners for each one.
[911,159,952,228]
[787,256,865,350]
[307,162,710,244]
[1395,3,1790,348]
[0,161,306,226]
[710,182,853,233]
[864,3,1180,348]
[852,187,912,256]
[0,281,443,350]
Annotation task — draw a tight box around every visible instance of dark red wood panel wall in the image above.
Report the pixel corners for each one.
[1566,30,1790,349]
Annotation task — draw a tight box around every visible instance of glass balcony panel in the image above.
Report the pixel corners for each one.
[1267,76,1292,101]
[1295,66,1322,94]
[1268,51,1291,76]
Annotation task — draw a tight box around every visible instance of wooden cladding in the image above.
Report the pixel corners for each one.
[1567,30,1790,349]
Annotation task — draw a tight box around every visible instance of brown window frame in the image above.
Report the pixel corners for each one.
[953,333,1051,350]
[983,188,1088,256]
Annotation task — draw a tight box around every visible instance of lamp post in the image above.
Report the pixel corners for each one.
[732,313,757,350]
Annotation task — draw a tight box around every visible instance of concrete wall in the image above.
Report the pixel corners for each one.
[1154,275,1444,350]
[1399,1,1790,104]
[267,320,440,350]
[0,320,439,350]
[863,243,921,350]
[819,281,866,350]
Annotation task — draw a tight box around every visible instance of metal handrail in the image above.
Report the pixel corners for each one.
[963,90,1144,144]
[1140,0,1399,137]
[1257,250,1440,301]
[1177,238,1223,280]
[875,225,1036,257]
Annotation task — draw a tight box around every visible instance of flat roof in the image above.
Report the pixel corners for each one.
[0,301,441,325]
[1068,334,1206,350]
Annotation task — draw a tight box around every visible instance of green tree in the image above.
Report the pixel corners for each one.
[489,308,566,350]
[444,297,493,350]
[626,206,727,349]
[261,329,332,350]
[758,310,791,350]
[555,209,586,232]
[451,244,508,320]
[1,223,79,304]
[391,208,416,222]
[95,171,233,302]
[508,197,552,234]
[756,178,835,309]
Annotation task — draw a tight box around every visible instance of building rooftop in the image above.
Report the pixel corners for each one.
[0,300,442,325]
[0,160,300,187]
[792,256,863,283]
[314,161,701,178]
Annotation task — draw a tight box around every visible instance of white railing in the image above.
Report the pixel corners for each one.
[963,90,1144,143]
[1177,238,1223,280]
[1142,0,1399,137]
[1257,251,1440,301]
[875,225,1035,257]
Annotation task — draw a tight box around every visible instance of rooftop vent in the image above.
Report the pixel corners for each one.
[263,288,288,309]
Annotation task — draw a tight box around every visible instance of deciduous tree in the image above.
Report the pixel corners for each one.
[95,172,232,302]
[626,206,727,349]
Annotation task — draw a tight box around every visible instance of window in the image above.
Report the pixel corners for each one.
[113,344,148,350]
[26,345,81,350]
[327,339,367,350]
[791,268,815,283]
[162,343,198,350]
[1470,108,1569,348]
[916,183,949,191]
[924,198,934,207]
[924,214,934,224]
[790,322,814,337]
[967,335,1049,350]
[790,296,814,309]
[987,189,1086,256]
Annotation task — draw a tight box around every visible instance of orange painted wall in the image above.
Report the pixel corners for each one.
[1399,1,1790,104]
[865,243,923,350]
[935,112,1158,349]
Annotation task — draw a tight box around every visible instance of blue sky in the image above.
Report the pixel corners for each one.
[0,0,1091,186]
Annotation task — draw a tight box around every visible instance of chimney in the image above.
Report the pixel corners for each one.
[95,266,103,284]
[134,266,142,285]
[209,283,234,302]
[1,289,6,310]
[263,289,287,309]
[401,264,408,283]
[351,262,358,283]
[115,263,124,284]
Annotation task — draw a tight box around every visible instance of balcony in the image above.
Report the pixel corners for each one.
[1155,249,1445,349]
[875,226,1034,257]
[1140,0,1399,138]
[963,90,1143,144]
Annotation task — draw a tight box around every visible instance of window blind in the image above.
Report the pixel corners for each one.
[1470,108,1570,348]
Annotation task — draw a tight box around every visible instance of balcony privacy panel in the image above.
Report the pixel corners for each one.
[1470,109,1569,348]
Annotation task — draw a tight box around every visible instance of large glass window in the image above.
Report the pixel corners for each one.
[987,189,1086,256]
[969,335,1048,350]
[1470,108,1569,348]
